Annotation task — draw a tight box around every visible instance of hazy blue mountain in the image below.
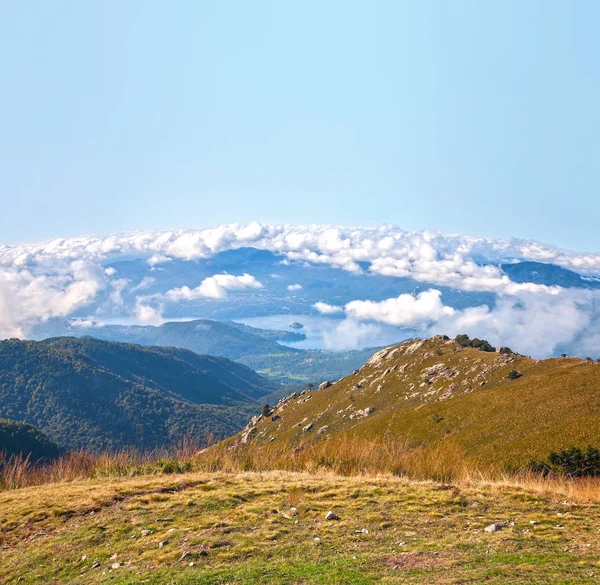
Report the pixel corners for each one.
[33,320,381,385]
[501,261,600,288]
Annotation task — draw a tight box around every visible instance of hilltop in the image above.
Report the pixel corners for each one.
[232,335,600,467]
[0,337,275,451]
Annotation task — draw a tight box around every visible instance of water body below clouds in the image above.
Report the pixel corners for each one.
[234,314,414,350]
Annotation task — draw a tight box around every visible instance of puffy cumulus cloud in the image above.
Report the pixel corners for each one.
[165,273,262,301]
[345,289,455,326]
[431,289,596,358]
[147,254,171,267]
[313,301,344,314]
[331,287,600,358]
[0,260,106,338]
[134,298,165,325]
[287,283,302,291]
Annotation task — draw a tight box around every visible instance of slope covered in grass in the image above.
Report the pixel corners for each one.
[1,471,599,584]
[233,336,600,467]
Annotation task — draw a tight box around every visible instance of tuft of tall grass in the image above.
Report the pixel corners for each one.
[5,433,600,502]
[0,435,212,491]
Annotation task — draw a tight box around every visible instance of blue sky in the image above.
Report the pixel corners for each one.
[1,1,599,250]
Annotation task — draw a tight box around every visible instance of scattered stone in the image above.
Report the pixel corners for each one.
[140,529,153,536]
[240,426,257,444]
[80,556,87,562]
[109,553,118,560]
[189,562,195,567]
[111,562,123,570]
[198,550,209,557]
[158,540,169,548]
[289,507,298,516]
[271,415,281,421]
[180,551,191,560]
[313,537,322,545]
[319,381,332,390]
[317,425,329,435]
[325,511,339,521]
[91,561,100,569]
[349,407,374,420]
[484,523,502,533]
[302,423,313,432]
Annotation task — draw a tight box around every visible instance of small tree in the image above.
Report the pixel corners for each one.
[262,403,271,417]
[506,369,521,380]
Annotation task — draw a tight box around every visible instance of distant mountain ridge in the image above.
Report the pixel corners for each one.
[500,261,600,288]
[0,337,274,451]
[33,319,381,385]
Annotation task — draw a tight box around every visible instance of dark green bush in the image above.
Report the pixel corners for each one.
[531,446,600,477]
[454,334,496,352]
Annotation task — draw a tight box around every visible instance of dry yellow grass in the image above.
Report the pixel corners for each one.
[2,470,600,584]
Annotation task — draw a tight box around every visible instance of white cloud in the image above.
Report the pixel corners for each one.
[165,273,263,301]
[0,260,106,338]
[323,318,382,351]
[147,254,172,267]
[131,276,155,292]
[287,283,302,291]
[70,318,104,328]
[431,289,595,358]
[334,287,600,358]
[313,301,344,314]
[345,289,455,326]
[134,298,165,325]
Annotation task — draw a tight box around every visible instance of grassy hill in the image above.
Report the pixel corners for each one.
[0,337,273,451]
[228,335,600,468]
[0,419,60,461]
[2,470,600,584]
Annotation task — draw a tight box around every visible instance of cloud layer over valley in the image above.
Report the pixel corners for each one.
[2,223,600,357]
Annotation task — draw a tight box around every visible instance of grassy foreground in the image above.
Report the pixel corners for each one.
[2,471,600,584]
